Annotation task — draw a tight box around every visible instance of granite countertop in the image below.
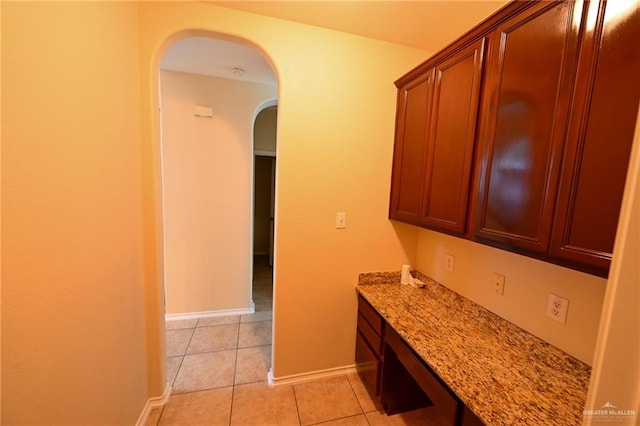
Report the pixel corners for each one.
[356,272,591,426]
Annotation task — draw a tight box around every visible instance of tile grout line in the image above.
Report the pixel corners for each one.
[308,412,371,426]
[229,314,242,425]
[345,375,374,422]
[158,258,273,425]
[291,384,303,426]
[228,382,236,426]
[293,375,372,426]
[175,323,197,377]
[182,324,198,356]
[154,404,165,426]
[342,375,371,425]
[157,324,196,426]
[166,325,197,398]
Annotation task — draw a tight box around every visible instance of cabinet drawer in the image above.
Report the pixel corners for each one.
[385,327,458,422]
[358,295,384,335]
[355,331,381,397]
[357,313,383,356]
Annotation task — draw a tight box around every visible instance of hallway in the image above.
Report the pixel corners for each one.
[164,256,273,396]
[146,256,432,425]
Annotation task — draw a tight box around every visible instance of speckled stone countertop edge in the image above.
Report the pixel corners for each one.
[355,270,591,426]
[358,271,402,285]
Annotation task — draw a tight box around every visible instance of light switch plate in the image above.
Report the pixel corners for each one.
[493,273,505,295]
[445,254,454,272]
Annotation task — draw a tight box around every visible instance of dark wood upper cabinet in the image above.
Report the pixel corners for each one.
[422,39,485,234]
[389,70,434,225]
[390,39,485,235]
[389,0,639,276]
[474,0,583,253]
[550,0,640,269]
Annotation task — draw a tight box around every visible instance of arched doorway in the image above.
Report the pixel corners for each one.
[157,34,278,397]
[160,35,277,317]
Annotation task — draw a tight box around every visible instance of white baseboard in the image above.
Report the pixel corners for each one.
[136,383,172,426]
[165,304,255,321]
[267,364,357,387]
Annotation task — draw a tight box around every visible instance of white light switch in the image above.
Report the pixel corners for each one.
[445,254,455,272]
[493,273,505,295]
[336,212,346,229]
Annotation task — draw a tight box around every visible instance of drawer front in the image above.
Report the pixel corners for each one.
[385,327,458,422]
[355,332,381,396]
[358,295,384,335]
[357,313,383,356]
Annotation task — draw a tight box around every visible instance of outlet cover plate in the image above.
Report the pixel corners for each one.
[445,254,454,272]
[546,294,569,324]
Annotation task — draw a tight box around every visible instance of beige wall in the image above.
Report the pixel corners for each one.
[160,70,276,314]
[138,2,424,381]
[1,2,148,424]
[415,230,605,364]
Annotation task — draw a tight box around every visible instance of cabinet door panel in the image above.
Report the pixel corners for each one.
[475,1,582,252]
[423,39,485,234]
[551,0,640,269]
[355,332,381,397]
[389,71,435,224]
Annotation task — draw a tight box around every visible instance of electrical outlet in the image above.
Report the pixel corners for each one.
[493,273,505,295]
[445,254,454,272]
[546,294,569,324]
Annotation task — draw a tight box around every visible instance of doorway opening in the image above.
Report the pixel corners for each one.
[157,34,278,396]
[252,104,277,329]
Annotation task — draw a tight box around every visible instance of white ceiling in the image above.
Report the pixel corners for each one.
[161,37,277,85]
[209,1,509,52]
[160,1,509,85]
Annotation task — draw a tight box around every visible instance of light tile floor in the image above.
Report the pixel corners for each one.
[147,257,433,425]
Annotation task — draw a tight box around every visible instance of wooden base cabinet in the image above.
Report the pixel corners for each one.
[355,332,380,398]
[355,295,485,425]
[355,296,384,402]
[382,327,458,423]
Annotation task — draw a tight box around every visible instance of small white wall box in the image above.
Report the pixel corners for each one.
[193,106,213,118]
